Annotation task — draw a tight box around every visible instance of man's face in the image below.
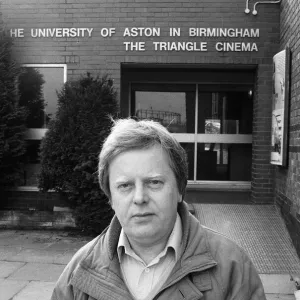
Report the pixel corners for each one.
[109,144,182,247]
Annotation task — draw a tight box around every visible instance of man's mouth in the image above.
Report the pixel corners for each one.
[132,213,154,218]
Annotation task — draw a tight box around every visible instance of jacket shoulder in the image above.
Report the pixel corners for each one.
[68,235,102,269]
[50,232,106,300]
[201,226,266,299]
[202,225,252,267]
[202,226,243,252]
[187,214,245,259]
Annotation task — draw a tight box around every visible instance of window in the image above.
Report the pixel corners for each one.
[18,64,67,186]
[131,83,253,182]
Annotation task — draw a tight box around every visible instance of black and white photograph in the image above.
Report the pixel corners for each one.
[1,0,300,299]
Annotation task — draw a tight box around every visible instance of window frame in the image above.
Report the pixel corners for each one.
[21,64,67,140]
[18,64,67,189]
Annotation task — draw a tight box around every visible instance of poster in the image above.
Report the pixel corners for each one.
[270,48,290,166]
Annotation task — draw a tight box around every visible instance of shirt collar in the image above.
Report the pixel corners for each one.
[117,213,182,263]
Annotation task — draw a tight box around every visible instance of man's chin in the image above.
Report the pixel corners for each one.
[127,228,157,242]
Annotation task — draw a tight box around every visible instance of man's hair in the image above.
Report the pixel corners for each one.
[98,118,188,201]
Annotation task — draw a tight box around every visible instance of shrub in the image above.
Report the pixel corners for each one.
[0,32,27,189]
[38,73,118,234]
[18,67,46,128]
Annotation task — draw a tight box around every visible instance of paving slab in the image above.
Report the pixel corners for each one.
[8,263,65,282]
[0,262,26,278]
[3,248,67,264]
[0,230,16,239]
[0,279,29,300]
[45,240,88,251]
[266,295,295,300]
[260,274,295,294]
[12,281,56,300]
[0,246,23,260]
[0,232,51,248]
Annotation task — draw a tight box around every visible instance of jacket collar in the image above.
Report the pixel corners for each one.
[117,212,182,263]
[160,202,218,292]
[106,201,207,259]
[71,201,217,299]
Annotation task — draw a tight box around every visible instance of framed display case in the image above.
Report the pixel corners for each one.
[271,48,291,166]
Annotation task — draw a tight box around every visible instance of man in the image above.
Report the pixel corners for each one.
[51,118,266,300]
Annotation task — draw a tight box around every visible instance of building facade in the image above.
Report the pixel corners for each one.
[0,0,299,251]
[276,0,300,255]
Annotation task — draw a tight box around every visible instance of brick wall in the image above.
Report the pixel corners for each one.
[0,210,75,229]
[0,189,75,229]
[275,0,300,256]
[0,0,281,203]
[0,189,69,211]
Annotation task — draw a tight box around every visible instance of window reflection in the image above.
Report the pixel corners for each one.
[205,119,220,134]
[133,84,196,133]
[198,91,252,134]
[18,68,45,128]
[197,143,252,181]
[18,66,65,186]
[18,67,64,128]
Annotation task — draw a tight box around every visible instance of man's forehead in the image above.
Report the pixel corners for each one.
[112,145,167,162]
[108,145,174,176]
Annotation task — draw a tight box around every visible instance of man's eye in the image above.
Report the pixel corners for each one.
[151,180,160,184]
[118,183,131,190]
[149,180,163,187]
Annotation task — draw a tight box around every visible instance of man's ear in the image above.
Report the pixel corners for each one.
[109,199,115,210]
[178,194,183,203]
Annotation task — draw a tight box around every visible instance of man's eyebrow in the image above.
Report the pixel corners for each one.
[144,174,165,180]
[114,178,130,183]
[112,176,130,183]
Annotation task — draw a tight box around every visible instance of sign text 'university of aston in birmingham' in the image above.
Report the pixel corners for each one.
[9,27,260,52]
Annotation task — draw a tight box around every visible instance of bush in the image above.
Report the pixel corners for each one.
[39,73,118,234]
[0,33,27,189]
[18,67,46,128]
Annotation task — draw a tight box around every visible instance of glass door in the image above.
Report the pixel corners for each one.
[196,89,253,181]
[131,83,253,182]
[132,83,196,180]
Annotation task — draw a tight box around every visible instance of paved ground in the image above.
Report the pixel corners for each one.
[0,230,91,300]
[0,204,300,299]
[193,204,300,274]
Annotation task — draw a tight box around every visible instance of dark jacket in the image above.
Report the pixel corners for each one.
[51,202,266,300]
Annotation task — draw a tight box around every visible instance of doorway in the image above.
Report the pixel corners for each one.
[121,64,255,189]
[130,84,253,182]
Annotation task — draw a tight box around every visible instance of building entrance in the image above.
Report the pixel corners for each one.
[121,64,255,195]
[131,84,253,182]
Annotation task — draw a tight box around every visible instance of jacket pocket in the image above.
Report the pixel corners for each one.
[155,277,205,300]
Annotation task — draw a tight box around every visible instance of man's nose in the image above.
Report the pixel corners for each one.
[133,184,148,204]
